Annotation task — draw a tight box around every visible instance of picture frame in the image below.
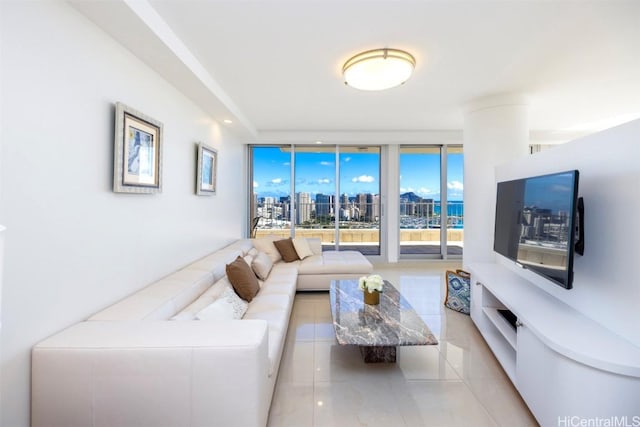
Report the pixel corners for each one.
[113,102,163,193]
[196,142,217,195]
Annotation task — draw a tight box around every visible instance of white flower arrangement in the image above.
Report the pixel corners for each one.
[358,274,384,293]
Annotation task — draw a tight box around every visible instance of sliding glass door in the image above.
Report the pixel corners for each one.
[399,145,463,258]
[293,146,337,248]
[338,147,381,255]
[399,146,441,256]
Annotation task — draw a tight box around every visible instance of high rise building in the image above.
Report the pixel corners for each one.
[296,192,311,224]
[315,193,332,219]
[357,194,367,219]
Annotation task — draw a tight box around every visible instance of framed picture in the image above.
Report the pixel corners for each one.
[196,143,217,195]
[113,102,163,193]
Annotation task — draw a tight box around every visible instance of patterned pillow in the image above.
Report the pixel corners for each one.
[196,288,248,320]
[444,270,471,315]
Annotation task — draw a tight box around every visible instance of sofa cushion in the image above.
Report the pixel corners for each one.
[226,256,260,302]
[245,294,291,315]
[273,238,300,262]
[171,277,233,320]
[298,251,373,275]
[243,308,290,376]
[187,249,244,282]
[196,288,248,320]
[251,251,273,281]
[292,238,314,260]
[89,268,214,321]
[222,238,255,255]
[252,236,282,263]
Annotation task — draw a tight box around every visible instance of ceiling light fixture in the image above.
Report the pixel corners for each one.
[223,119,233,124]
[342,48,416,91]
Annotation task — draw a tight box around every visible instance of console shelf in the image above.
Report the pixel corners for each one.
[482,307,516,350]
[468,262,640,426]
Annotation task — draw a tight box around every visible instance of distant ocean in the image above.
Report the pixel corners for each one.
[434,202,464,217]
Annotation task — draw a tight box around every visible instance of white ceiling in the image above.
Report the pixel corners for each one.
[73,0,640,142]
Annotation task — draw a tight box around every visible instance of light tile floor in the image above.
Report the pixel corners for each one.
[268,263,538,427]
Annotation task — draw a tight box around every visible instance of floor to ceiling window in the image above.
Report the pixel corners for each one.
[293,146,337,247]
[399,146,441,256]
[398,145,463,258]
[250,146,292,238]
[250,145,381,256]
[338,146,381,255]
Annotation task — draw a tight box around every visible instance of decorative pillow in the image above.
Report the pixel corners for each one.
[247,247,259,257]
[196,288,248,320]
[273,238,300,262]
[444,270,471,315]
[292,238,314,260]
[171,278,233,321]
[226,256,260,302]
[252,236,282,263]
[251,251,273,281]
[307,238,323,255]
[243,254,255,268]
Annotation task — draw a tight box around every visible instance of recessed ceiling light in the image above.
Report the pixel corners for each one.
[315,140,323,144]
[343,48,416,91]
[223,119,233,124]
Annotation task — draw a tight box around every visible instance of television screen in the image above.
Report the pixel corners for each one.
[494,170,580,289]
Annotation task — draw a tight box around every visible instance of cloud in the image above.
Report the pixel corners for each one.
[266,177,287,187]
[351,175,375,183]
[400,187,414,193]
[317,178,331,184]
[417,187,432,195]
[283,162,290,166]
[319,161,333,166]
[344,157,351,162]
[447,180,464,191]
[253,181,258,188]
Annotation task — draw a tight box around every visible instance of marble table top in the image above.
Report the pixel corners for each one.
[329,279,438,347]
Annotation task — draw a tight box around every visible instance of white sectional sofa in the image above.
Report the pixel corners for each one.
[32,237,372,427]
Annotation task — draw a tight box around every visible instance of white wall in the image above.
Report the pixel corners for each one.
[495,119,640,347]
[0,2,245,425]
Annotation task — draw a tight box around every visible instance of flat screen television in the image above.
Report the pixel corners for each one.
[494,170,583,289]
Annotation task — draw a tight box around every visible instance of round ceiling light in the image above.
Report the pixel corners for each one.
[342,48,416,91]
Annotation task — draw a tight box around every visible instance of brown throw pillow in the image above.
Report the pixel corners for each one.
[226,256,260,302]
[273,238,300,263]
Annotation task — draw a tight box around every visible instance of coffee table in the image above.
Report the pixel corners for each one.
[329,279,438,363]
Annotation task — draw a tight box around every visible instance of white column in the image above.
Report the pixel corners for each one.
[463,94,529,267]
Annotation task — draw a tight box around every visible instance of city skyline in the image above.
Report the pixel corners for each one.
[252,147,464,200]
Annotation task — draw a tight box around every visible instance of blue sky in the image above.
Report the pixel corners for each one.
[252,147,464,200]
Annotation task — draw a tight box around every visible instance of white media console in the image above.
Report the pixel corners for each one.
[468,262,640,426]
